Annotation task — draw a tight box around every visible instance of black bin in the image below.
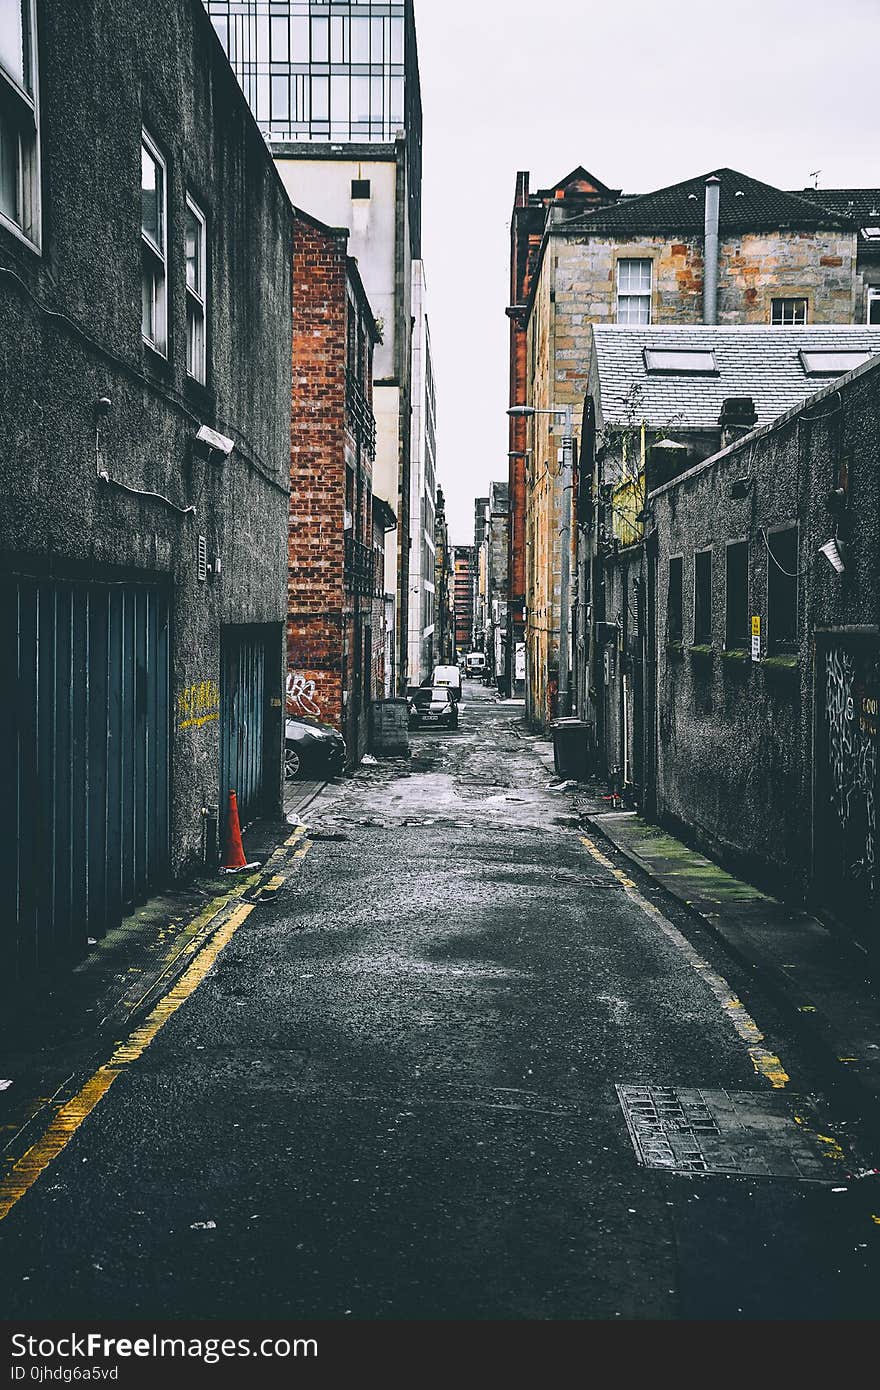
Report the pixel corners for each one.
[550,718,592,781]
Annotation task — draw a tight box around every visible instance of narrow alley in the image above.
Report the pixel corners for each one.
[1,684,878,1323]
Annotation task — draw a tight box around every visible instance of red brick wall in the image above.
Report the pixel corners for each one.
[288,218,348,728]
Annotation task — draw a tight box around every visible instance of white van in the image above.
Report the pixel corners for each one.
[432,664,462,702]
[465,651,487,678]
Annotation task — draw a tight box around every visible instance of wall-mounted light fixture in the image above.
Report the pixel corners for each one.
[196,424,234,458]
[818,537,845,574]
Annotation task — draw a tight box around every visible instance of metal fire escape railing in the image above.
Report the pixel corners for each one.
[344,533,378,597]
[345,375,377,460]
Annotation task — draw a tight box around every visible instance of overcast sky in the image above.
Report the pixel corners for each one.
[414,0,879,544]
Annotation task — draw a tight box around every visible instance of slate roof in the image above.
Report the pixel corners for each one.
[789,188,880,248]
[562,168,853,235]
[590,325,880,430]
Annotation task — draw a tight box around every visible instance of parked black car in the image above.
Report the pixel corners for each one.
[407,686,459,730]
[285,716,346,779]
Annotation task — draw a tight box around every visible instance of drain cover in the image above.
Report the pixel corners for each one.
[616,1085,847,1180]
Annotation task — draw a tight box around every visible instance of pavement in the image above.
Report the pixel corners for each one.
[4,709,879,1179]
[523,729,880,1151]
[0,777,329,1163]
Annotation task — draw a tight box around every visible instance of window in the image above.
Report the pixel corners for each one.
[693,549,712,644]
[725,541,748,648]
[141,131,167,355]
[185,196,207,383]
[616,259,652,324]
[351,178,371,200]
[771,297,808,325]
[346,299,358,382]
[0,0,40,247]
[866,287,880,325]
[767,527,798,652]
[667,556,683,645]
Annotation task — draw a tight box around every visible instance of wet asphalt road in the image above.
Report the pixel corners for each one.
[1,683,879,1322]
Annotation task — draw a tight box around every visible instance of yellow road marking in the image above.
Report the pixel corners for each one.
[580,835,790,1089]
[0,842,313,1222]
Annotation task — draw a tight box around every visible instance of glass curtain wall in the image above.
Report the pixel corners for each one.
[206,1,406,143]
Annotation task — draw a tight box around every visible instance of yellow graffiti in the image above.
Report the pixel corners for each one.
[815,1133,847,1163]
[177,679,220,731]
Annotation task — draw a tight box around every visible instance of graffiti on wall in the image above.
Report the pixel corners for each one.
[824,646,877,909]
[177,679,220,731]
[286,670,321,719]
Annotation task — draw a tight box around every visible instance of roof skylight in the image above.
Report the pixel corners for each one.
[799,349,873,377]
[644,348,718,375]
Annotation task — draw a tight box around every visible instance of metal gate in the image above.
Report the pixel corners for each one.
[220,626,267,834]
[4,576,170,989]
[814,633,878,953]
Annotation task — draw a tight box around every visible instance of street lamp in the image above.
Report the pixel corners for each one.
[507,402,575,717]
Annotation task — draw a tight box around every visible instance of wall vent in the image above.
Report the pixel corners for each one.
[197,535,207,581]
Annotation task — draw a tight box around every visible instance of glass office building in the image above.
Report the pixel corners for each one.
[206,1,414,145]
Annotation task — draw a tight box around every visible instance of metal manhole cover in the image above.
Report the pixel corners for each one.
[616,1085,849,1180]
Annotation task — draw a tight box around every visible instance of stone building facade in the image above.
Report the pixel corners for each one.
[406,258,437,684]
[506,168,622,708]
[510,164,880,730]
[1,0,293,993]
[649,355,879,959]
[286,207,383,768]
[578,323,880,808]
[484,482,509,689]
[473,497,490,653]
[433,485,454,665]
[206,0,424,696]
[453,546,474,658]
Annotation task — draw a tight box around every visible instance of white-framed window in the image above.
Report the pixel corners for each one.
[0,0,40,249]
[616,258,652,324]
[771,297,808,325]
[185,195,207,383]
[867,286,880,325]
[141,130,168,355]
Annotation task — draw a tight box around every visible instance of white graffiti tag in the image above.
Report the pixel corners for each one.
[825,647,876,903]
[286,671,321,719]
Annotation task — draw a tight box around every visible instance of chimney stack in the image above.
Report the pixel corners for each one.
[718,396,757,448]
[703,175,721,325]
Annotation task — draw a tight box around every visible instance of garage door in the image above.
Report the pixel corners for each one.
[4,576,170,989]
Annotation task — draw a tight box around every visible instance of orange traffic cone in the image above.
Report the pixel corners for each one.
[221,790,259,873]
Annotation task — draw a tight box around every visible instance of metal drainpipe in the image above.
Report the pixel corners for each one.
[703,175,721,325]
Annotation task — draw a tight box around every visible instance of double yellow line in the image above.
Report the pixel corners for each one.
[0,828,313,1222]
